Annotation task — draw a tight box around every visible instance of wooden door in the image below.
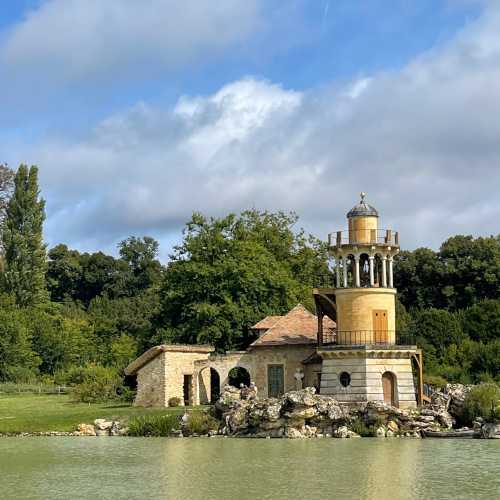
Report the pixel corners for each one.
[372,309,388,343]
[382,372,396,406]
[268,365,284,398]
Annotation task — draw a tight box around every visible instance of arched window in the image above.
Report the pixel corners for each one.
[339,372,351,388]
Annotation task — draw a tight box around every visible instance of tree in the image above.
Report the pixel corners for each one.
[157,211,328,351]
[118,236,162,293]
[0,164,15,263]
[462,299,500,343]
[0,163,14,224]
[0,295,40,381]
[2,165,47,306]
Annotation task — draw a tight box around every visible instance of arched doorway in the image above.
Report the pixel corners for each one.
[228,367,251,388]
[382,371,397,407]
[210,368,220,404]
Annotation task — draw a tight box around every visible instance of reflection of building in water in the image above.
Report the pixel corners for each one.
[125,195,423,409]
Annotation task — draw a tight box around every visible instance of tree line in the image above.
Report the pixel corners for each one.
[0,163,498,388]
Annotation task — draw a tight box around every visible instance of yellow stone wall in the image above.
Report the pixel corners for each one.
[248,346,317,397]
[334,288,396,343]
[134,353,166,407]
[348,215,378,243]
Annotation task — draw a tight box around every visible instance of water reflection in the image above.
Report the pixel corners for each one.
[0,438,498,500]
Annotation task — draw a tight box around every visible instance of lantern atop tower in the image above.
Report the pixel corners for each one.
[346,192,379,218]
[328,193,400,289]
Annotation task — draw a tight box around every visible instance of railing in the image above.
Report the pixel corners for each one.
[320,330,415,346]
[312,274,336,288]
[328,229,399,247]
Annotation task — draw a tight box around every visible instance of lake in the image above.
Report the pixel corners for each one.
[0,438,498,499]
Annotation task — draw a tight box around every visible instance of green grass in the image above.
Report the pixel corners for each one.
[0,393,206,433]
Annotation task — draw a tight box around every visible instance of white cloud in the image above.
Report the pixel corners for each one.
[1,0,261,83]
[10,2,500,255]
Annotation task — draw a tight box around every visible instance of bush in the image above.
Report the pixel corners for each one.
[70,364,122,403]
[128,414,180,437]
[184,411,219,435]
[424,374,449,387]
[168,397,181,407]
[349,418,376,437]
[463,383,500,423]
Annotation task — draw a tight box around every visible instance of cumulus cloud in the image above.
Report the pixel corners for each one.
[1,0,261,83]
[10,2,500,255]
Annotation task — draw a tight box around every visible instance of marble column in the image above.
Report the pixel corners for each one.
[388,256,394,288]
[354,255,360,288]
[382,256,387,288]
[369,256,375,287]
[343,256,348,288]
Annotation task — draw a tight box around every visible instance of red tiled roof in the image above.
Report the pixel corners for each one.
[250,304,336,347]
[251,315,282,330]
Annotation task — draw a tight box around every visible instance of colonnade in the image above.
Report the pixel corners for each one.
[334,252,396,289]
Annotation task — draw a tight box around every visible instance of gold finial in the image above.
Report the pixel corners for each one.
[360,192,366,202]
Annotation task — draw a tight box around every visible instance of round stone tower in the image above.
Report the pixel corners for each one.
[316,193,422,409]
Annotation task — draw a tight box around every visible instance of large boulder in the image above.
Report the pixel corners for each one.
[283,387,317,407]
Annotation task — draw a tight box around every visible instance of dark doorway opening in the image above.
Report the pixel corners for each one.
[228,367,251,388]
[210,368,220,404]
[183,374,193,406]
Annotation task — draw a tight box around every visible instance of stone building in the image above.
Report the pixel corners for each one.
[125,195,423,409]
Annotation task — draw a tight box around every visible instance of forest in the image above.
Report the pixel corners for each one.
[0,164,499,397]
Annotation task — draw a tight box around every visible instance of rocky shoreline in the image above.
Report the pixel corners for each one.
[213,384,499,439]
[2,384,499,439]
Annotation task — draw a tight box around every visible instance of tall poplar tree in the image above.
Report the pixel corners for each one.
[2,165,48,306]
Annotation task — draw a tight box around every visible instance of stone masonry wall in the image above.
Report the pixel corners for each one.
[321,353,417,409]
[134,353,166,407]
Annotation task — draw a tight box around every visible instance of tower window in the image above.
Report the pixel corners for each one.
[339,372,351,387]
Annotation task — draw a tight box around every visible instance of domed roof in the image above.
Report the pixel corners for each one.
[347,192,379,218]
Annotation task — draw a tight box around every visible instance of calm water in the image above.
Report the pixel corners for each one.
[0,438,498,500]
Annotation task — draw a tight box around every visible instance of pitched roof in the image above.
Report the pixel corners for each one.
[251,315,282,330]
[124,344,214,375]
[250,304,335,347]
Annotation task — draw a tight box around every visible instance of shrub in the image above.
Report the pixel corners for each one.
[128,414,180,437]
[184,411,219,435]
[349,418,376,437]
[463,383,500,423]
[424,374,448,387]
[168,397,181,407]
[70,364,122,403]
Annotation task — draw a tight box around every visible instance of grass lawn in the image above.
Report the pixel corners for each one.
[0,393,206,433]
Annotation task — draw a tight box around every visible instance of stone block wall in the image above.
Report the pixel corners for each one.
[320,351,417,409]
[134,352,166,407]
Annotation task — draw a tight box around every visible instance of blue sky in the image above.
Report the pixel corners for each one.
[0,0,498,259]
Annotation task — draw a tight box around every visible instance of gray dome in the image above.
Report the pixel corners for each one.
[346,193,379,218]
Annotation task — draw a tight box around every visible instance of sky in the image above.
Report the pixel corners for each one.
[0,0,498,260]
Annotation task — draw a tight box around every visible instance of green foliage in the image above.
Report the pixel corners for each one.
[462,299,500,342]
[349,418,376,437]
[70,364,122,403]
[29,303,97,374]
[127,414,181,437]
[158,210,329,350]
[0,296,40,381]
[395,235,500,311]
[184,411,219,435]
[168,397,181,407]
[423,374,449,387]
[463,383,500,423]
[1,165,47,306]
[108,334,138,370]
